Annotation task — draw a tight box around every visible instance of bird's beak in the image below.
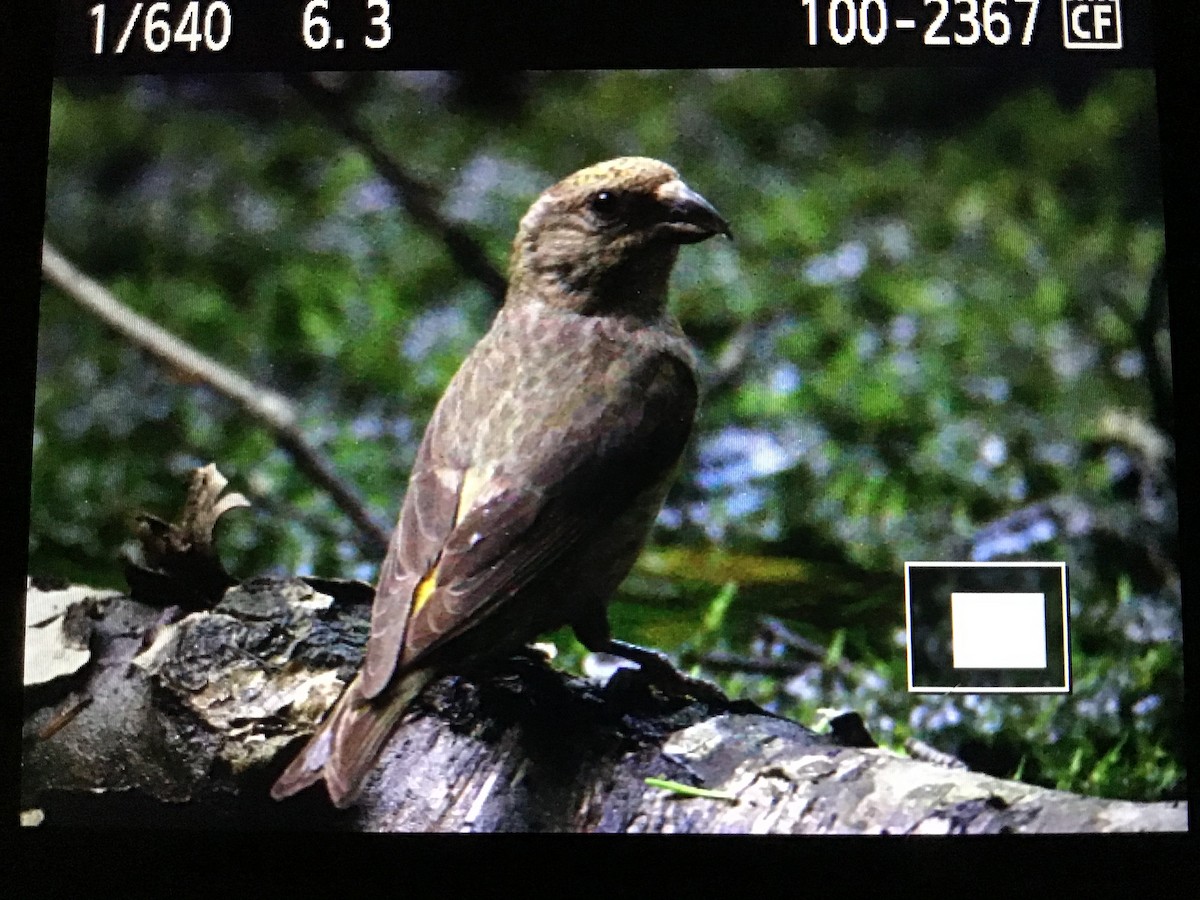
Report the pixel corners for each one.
[656,179,733,243]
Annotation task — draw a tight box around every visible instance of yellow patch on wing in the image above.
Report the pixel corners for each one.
[412,570,437,616]
[410,465,491,618]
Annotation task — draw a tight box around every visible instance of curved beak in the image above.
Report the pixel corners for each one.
[656,179,732,244]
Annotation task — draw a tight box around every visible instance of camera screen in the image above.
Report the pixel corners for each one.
[19,1,1189,837]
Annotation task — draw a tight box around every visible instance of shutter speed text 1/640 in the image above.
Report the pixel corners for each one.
[84,1,393,56]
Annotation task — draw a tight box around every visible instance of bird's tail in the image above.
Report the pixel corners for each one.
[270,668,435,808]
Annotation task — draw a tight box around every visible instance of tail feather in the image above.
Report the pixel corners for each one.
[271,668,435,807]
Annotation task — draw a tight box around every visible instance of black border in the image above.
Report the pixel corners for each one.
[6,1,1198,894]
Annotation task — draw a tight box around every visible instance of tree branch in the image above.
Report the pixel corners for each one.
[21,577,1186,834]
[40,241,390,555]
[286,74,508,306]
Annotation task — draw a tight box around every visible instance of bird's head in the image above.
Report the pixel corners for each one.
[507,157,731,318]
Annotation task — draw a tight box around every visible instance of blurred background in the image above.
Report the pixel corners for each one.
[33,68,1180,801]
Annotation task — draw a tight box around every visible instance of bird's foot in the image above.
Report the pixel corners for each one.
[596,639,731,709]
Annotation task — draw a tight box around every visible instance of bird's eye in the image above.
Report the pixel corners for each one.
[588,190,621,220]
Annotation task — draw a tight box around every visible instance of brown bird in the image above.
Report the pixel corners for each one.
[271,157,731,807]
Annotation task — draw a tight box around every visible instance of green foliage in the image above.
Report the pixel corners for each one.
[34,70,1179,802]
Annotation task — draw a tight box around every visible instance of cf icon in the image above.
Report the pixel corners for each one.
[1061,0,1123,49]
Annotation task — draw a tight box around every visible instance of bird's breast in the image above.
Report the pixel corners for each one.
[449,304,693,470]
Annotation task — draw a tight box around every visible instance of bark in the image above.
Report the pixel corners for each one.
[21,577,1185,834]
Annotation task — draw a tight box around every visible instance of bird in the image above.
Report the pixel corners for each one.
[270,157,731,808]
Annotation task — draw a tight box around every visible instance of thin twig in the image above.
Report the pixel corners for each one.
[705,317,761,396]
[682,649,810,679]
[1134,256,1173,450]
[287,74,508,306]
[905,737,968,770]
[759,616,857,677]
[41,241,390,555]
[36,692,93,740]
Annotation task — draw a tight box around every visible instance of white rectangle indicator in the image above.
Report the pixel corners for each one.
[950,592,1048,669]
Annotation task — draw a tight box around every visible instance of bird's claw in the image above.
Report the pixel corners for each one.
[599,639,731,709]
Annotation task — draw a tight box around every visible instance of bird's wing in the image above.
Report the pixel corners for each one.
[357,350,696,699]
[356,447,462,698]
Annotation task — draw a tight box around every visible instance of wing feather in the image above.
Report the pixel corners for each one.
[359,450,463,699]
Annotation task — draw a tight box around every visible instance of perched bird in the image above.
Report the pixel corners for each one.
[271,157,731,807]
